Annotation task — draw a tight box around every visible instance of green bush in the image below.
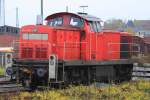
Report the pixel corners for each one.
[0,80,149,100]
[0,67,5,76]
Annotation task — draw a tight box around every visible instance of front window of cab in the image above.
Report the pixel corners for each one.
[88,21,102,32]
[22,33,48,40]
[48,17,63,27]
[70,17,84,27]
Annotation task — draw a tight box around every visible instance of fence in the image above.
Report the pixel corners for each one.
[12,41,52,60]
[108,42,141,60]
[12,40,142,61]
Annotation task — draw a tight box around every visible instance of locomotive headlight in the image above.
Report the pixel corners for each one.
[37,68,46,77]
[49,55,55,65]
[6,67,13,76]
[50,60,54,65]
[50,55,54,60]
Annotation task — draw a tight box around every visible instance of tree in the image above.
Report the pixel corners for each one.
[104,19,126,30]
[124,27,135,34]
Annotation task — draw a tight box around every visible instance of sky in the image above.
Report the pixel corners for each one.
[3,0,150,27]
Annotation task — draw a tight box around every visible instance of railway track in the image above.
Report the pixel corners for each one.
[132,63,150,81]
[0,76,28,94]
[0,83,24,93]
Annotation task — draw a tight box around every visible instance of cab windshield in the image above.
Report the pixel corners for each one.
[88,21,102,32]
[70,17,84,27]
[48,17,63,27]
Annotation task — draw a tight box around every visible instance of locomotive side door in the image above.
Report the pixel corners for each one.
[89,24,97,60]
[81,21,99,60]
[87,21,99,60]
[80,31,86,60]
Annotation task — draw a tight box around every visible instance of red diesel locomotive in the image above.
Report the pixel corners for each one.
[12,12,139,88]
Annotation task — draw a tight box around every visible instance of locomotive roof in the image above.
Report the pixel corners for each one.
[77,13,101,22]
[45,12,102,22]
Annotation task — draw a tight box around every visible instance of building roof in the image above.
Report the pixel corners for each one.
[126,20,135,28]
[0,25,19,34]
[134,20,150,31]
[77,13,101,22]
[0,47,13,52]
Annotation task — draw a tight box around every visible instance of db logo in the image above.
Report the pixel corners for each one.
[50,60,54,65]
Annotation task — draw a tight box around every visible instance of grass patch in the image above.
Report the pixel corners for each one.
[0,66,4,76]
[7,80,150,100]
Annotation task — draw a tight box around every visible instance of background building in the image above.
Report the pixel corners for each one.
[0,25,19,66]
[0,25,19,47]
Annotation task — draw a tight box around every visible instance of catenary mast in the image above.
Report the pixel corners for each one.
[0,0,5,26]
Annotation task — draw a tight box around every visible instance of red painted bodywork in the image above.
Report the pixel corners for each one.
[18,12,132,61]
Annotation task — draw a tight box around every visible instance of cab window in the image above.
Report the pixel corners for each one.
[96,22,102,32]
[70,17,83,27]
[48,17,63,27]
[88,21,102,32]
